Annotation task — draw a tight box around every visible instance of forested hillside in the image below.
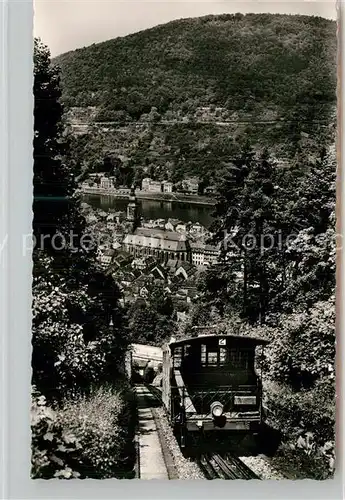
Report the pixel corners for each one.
[54,13,337,182]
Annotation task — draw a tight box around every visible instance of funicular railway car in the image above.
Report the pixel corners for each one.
[162,331,269,447]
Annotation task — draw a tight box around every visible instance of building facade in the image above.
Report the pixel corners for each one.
[150,181,163,193]
[162,181,173,193]
[141,177,174,193]
[176,222,189,233]
[100,176,114,189]
[99,249,116,268]
[127,185,139,230]
[141,177,163,192]
[203,244,221,265]
[123,228,191,263]
[141,178,151,191]
[182,177,199,194]
[190,242,221,267]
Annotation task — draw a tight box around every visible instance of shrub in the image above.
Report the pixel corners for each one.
[32,263,128,400]
[262,298,335,390]
[31,386,82,479]
[263,379,335,476]
[31,383,136,479]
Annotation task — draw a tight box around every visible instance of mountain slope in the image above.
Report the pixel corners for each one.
[54,13,337,181]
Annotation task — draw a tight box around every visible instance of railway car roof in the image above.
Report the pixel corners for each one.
[168,334,269,348]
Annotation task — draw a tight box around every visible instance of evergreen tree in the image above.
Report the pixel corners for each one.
[198,143,336,325]
[278,145,336,311]
[211,147,279,323]
[33,39,83,248]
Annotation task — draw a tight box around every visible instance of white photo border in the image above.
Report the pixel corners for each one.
[1,0,343,498]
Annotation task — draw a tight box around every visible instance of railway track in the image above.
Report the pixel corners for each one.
[144,384,162,405]
[197,452,260,480]
[143,384,260,481]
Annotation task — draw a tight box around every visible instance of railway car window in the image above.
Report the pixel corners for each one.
[219,347,227,364]
[201,344,207,365]
[207,351,218,365]
[229,349,250,368]
[173,347,182,368]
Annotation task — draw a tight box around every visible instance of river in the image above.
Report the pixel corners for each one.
[82,194,215,228]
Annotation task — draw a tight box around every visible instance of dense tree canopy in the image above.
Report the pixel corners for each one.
[189,141,336,466]
[33,39,84,245]
[32,39,128,399]
[126,284,176,346]
[56,14,336,120]
[192,144,336,325]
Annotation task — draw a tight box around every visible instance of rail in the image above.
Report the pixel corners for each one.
[145,384,162,404]
[197,453,260,480]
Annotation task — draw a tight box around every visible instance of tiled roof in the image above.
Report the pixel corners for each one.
[190,241,222,252]
[176,261,195,272]
[103,249,116,257]
[121,269,142,281]
[166,218,183,226]
[147,264,167,280]
[166,259,178,269]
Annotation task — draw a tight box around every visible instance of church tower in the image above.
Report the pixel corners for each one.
[127,184,139,231]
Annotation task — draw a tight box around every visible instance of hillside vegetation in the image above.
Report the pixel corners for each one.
[55,13,336,182]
